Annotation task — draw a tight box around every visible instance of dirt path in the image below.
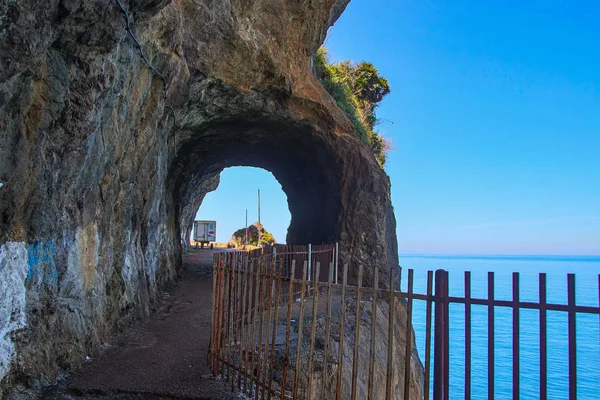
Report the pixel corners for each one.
[38,249,240,400]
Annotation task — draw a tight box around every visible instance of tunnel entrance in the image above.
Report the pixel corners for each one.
[168,114,346,261]
[193,167,291,246]
[160,77,399,285]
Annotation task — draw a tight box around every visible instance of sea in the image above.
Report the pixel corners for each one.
[398,255,600,400]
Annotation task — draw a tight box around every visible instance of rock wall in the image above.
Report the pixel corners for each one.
[288,297,424,400]
[0,0,403,394]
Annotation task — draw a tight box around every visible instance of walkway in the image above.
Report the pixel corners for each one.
[42,249,239,400]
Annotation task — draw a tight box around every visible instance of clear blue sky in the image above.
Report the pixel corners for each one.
[197,0,600,255]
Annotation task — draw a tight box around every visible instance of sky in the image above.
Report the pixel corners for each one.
[197,0,600,255]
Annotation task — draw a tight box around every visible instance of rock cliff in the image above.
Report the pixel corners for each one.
[0,0,404,394]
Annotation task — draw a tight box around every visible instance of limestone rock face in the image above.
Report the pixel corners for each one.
[0,0,401,393]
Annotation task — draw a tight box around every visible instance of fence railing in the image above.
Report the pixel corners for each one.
[208,248,600,399]
[428,269,600,400]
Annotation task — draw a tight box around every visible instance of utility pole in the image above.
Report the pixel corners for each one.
[245,209,249,246]
[257,189,261,246]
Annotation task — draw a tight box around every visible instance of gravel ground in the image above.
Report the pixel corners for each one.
[14,249,242,400]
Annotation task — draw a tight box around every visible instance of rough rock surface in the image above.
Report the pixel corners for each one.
[0,0,402,395]
[266,296,424,400]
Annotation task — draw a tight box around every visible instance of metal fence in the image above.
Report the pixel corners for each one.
[208,248,600,399]
[427,269,600,400]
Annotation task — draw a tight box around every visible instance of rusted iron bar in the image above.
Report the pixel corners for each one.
[512,272,520,400]
[464,271,471,400]
[293,262,308,400]
[209,254,218,372]
[255,258,268,400]
[424,270,433,400]
[433,269,450,399]
[443,270,449,400]
[403,269,414,400]
[209,254,218,368]
[488,271,495,400]
[307,262,321,399]
[243,260,254,393]
[321,262,334,400]
[267,254,283,398]
[260,258,275,400]
[281,261,296,400]
[433,270,444,400]
[367,267,379,400]
[350,264,363,400]
[385,268,395,400]
[539,273,547,400]
[336,263,349,400]
[429,296,600,314]
[249,258,263,397]
[225,254,233,382]
[234,253,242,392]
[568,274,576,400]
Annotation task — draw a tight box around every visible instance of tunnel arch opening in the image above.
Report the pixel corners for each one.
[192,166,291,245]
[168,116,345,258]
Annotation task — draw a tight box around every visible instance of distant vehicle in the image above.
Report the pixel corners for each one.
[193,220,216,249]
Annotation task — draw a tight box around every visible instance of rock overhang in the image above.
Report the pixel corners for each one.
[0,0,402,392]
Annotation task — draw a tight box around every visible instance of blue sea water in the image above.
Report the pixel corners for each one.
[399,255,600,399]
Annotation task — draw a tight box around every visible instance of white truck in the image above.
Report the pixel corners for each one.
[193,220,216,249]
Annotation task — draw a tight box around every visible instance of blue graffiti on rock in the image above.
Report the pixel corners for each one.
[27,241,59,284]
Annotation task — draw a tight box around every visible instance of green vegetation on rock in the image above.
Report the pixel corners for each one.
[314,47,391,166]
[231,222,277,247]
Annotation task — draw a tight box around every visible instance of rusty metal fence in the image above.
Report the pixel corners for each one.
[428,269,600,400]
[208,246,421,400]
[208,249,600,399]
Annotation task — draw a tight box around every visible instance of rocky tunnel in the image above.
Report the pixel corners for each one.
[0,0,405,393]
[172,117,344,250]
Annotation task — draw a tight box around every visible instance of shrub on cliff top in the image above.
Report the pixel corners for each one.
[314,47,391,167]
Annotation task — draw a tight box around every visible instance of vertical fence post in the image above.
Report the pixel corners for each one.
[433,269,447,400]
[267,252,283,398]
[209,253,218,370]
[385,268,395,400]
[307,262,321,399]
[321,262,334,400]
[443,270,450,400]
[351,264,364,400]
[243,259,254,393]
[225,254,233,382]
[249,260,262,397]
[367,266,379,400]
[539,273,547,400]
[488,272,495,400]
[567,274,577,400]
[260,256,276,399]
[335,263,349,400]
[424,271,433,400]
[464,271,472,400]
[233,253,242,392]
[281,261,296,400]
[403,269,414,400]
[293,262,308,400]
[254,258,267,400]
[512,273,520,400]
